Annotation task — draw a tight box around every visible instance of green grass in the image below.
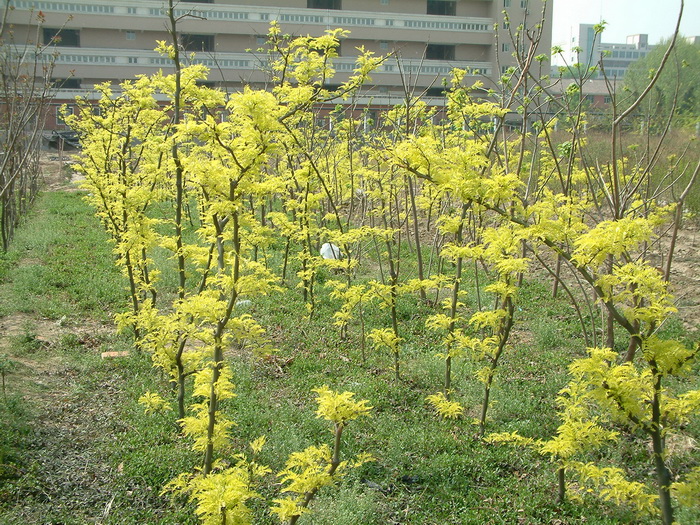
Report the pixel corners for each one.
[0,190,194,523]
[0,191,126,319]
[0,186,698,524]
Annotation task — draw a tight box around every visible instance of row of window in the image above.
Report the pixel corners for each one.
[31,0,515,25]
[307,0,465,17]
[601,70,626,79]
[610,50,646,59]
[43,28,468,62]
[43,28,216,52]
[503,0,529,8]
[15,1,112,13]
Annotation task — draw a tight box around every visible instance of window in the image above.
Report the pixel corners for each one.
[381,0,389,4]
[501,43,510,52]
[181,34,214,52]
[520,0,527,8]
[426,44,455,61]
[52,77,81,89]
[43,28,80,47]
[503,0,511,7]
[427,1,456,16]
[126,31,136,41]
[604,96,612,104]
[128,57,138,64]
[315,116,329,129]
[127,7,136,14]
[307,0,341,9]
[380,41,389,51]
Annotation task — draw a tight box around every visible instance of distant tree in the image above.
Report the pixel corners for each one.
[623,37,700,130]
[0,2,59,250]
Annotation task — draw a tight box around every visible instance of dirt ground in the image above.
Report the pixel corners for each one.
[0,154,105,347]
[42,152,84,192]
[664,223,700,334]
[0,154,155,523]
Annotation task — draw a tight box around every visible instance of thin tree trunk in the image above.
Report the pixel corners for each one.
[407,176,426,301]
[649,366,674,524]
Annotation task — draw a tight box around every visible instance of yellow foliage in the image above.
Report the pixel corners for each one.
[568,461,658,516]
[671,466,700,509]
[138,392,173,415]
[426,392,465,419]
[312,385,373,426]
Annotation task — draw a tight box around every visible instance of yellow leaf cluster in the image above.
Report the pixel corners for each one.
[312,385,373,425]
[426,392,464,419]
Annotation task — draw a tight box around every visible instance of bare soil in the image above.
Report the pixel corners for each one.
[0,156,158,523]
[664,223,700,333]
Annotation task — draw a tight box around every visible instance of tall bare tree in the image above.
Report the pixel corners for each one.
[0,1,60,250]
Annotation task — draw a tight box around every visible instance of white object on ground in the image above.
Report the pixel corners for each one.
[320,242,343,260]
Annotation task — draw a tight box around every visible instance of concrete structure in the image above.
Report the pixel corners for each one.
[7,0,551,129]
[553,23,653,79]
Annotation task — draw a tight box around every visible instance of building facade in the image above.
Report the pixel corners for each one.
[6,0,551,129]
[553,23,653,79]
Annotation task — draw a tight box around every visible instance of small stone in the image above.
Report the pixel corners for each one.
[100,351,129,359]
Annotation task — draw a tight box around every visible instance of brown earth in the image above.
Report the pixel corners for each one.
[663,223,700,334]
[0,154,135,523]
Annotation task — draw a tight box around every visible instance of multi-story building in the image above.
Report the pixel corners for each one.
[6,0,551,129]
[553,23,653,79]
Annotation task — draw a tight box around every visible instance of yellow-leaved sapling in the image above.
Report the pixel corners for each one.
[163,436,270,525]
[272,386,373,525]
[486,374,619,504]
[138,391,173,415]
[487,340,700,521]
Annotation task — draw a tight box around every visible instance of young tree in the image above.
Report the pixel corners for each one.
[624,37,700,131]
[480,2,700,522]
[0,3,58,250]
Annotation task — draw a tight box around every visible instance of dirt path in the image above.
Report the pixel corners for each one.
[665,223,700,333]
[0,160,144,523]
[0,308,128,523]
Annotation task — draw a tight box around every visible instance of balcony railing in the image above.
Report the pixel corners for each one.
[48,47,492,77]
[14,0,493,34]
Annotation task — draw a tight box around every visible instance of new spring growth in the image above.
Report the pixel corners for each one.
[139,391,173,415]
[426,392,465,419]
[312,385,373,429]
[272,387,373,523]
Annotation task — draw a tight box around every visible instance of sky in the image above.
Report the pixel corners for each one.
[551,0,700,46]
